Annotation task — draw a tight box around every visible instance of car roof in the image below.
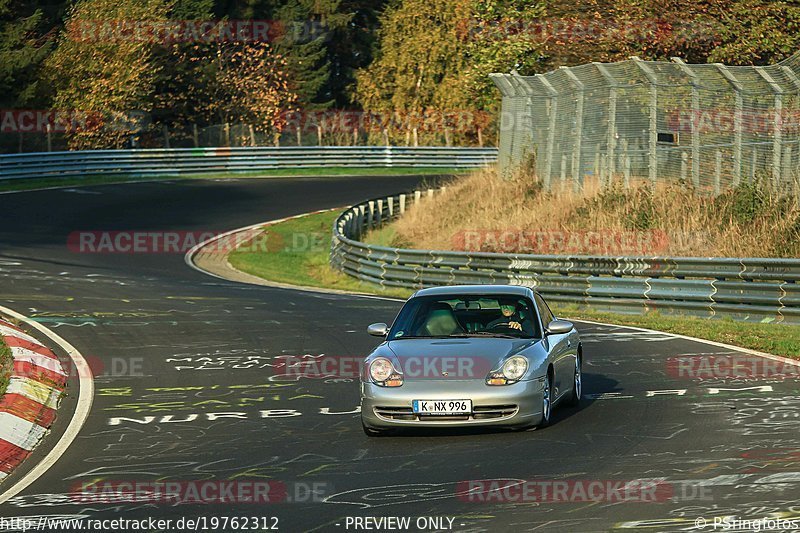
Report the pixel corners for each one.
[412,285,534,298]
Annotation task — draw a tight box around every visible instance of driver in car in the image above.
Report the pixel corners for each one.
[486,299,527,331]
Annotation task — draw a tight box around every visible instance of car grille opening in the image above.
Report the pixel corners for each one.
[373,404,518,422]
[473,404,518,419]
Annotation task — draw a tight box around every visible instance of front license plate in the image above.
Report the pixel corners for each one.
[412,399,472,415]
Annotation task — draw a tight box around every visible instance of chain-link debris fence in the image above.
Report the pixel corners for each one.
[491,52,800,194]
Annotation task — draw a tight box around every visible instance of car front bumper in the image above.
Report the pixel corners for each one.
[361,377,545,429]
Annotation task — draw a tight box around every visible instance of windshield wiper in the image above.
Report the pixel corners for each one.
[460,332,521,339]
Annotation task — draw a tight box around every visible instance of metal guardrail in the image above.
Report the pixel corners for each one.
[330,188,800,324]
[0,146,498,180]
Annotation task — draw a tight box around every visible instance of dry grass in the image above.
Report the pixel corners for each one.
[388,168,800,257]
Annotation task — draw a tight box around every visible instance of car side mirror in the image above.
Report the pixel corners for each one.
[546,319,573,335]
[367,323,389,337]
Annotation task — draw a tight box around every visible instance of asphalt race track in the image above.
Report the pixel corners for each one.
[1,176,799,532]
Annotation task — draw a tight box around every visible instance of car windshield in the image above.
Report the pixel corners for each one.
[387,294,540,340]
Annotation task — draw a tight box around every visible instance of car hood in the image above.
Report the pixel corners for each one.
[384,337,537,381]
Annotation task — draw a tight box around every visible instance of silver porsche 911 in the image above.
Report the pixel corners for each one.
[360,285,582,436]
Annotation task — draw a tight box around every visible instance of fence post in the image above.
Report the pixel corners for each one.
[624,154,631,188]
[681,151,688,183]
[561,67,585,192]
[45,124,52,152]
[192,124,199,147]
[594,63,619,179]
[756,67,784,188]
[783,146,793,184]
[536,73,558,191]
[715,150,722,196]
[387,196,394,217]
[632,57,659,186]
[600,154,607,187]
[672,58,701,188]
[620,138,629,183]
[715,64,744,186]
[399,194,406,214]
[162,125,170,149]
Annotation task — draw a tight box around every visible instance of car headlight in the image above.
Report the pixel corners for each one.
[487,356,528,385]
[368,357,403,386]
[502,356,528,381]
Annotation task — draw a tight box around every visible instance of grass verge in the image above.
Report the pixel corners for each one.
[0,336,11,397]
[228,210,412,299]
[228,210,800,359]
[0,167,469,194]
[388,168,800,257]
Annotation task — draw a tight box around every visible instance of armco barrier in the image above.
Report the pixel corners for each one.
[330,188,800,324]
[0,146,497,180]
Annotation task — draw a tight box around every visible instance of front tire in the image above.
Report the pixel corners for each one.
[565,355,582,407]
[537,371,553,428]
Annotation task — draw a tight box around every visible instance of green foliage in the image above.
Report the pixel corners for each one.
[0,335,10,398]
[0,1,55,108]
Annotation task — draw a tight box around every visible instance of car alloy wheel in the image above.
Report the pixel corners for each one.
[538,372,552,428]
[566,357,582,407]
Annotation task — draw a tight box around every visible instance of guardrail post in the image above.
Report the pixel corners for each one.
[399,194,406,214]
[357,205,365,239]
[368,201,375,230]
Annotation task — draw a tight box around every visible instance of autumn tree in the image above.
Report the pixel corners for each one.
[156,40,297,146]
[44,0,170,148]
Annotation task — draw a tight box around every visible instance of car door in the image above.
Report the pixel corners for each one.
[535,294,573,399]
